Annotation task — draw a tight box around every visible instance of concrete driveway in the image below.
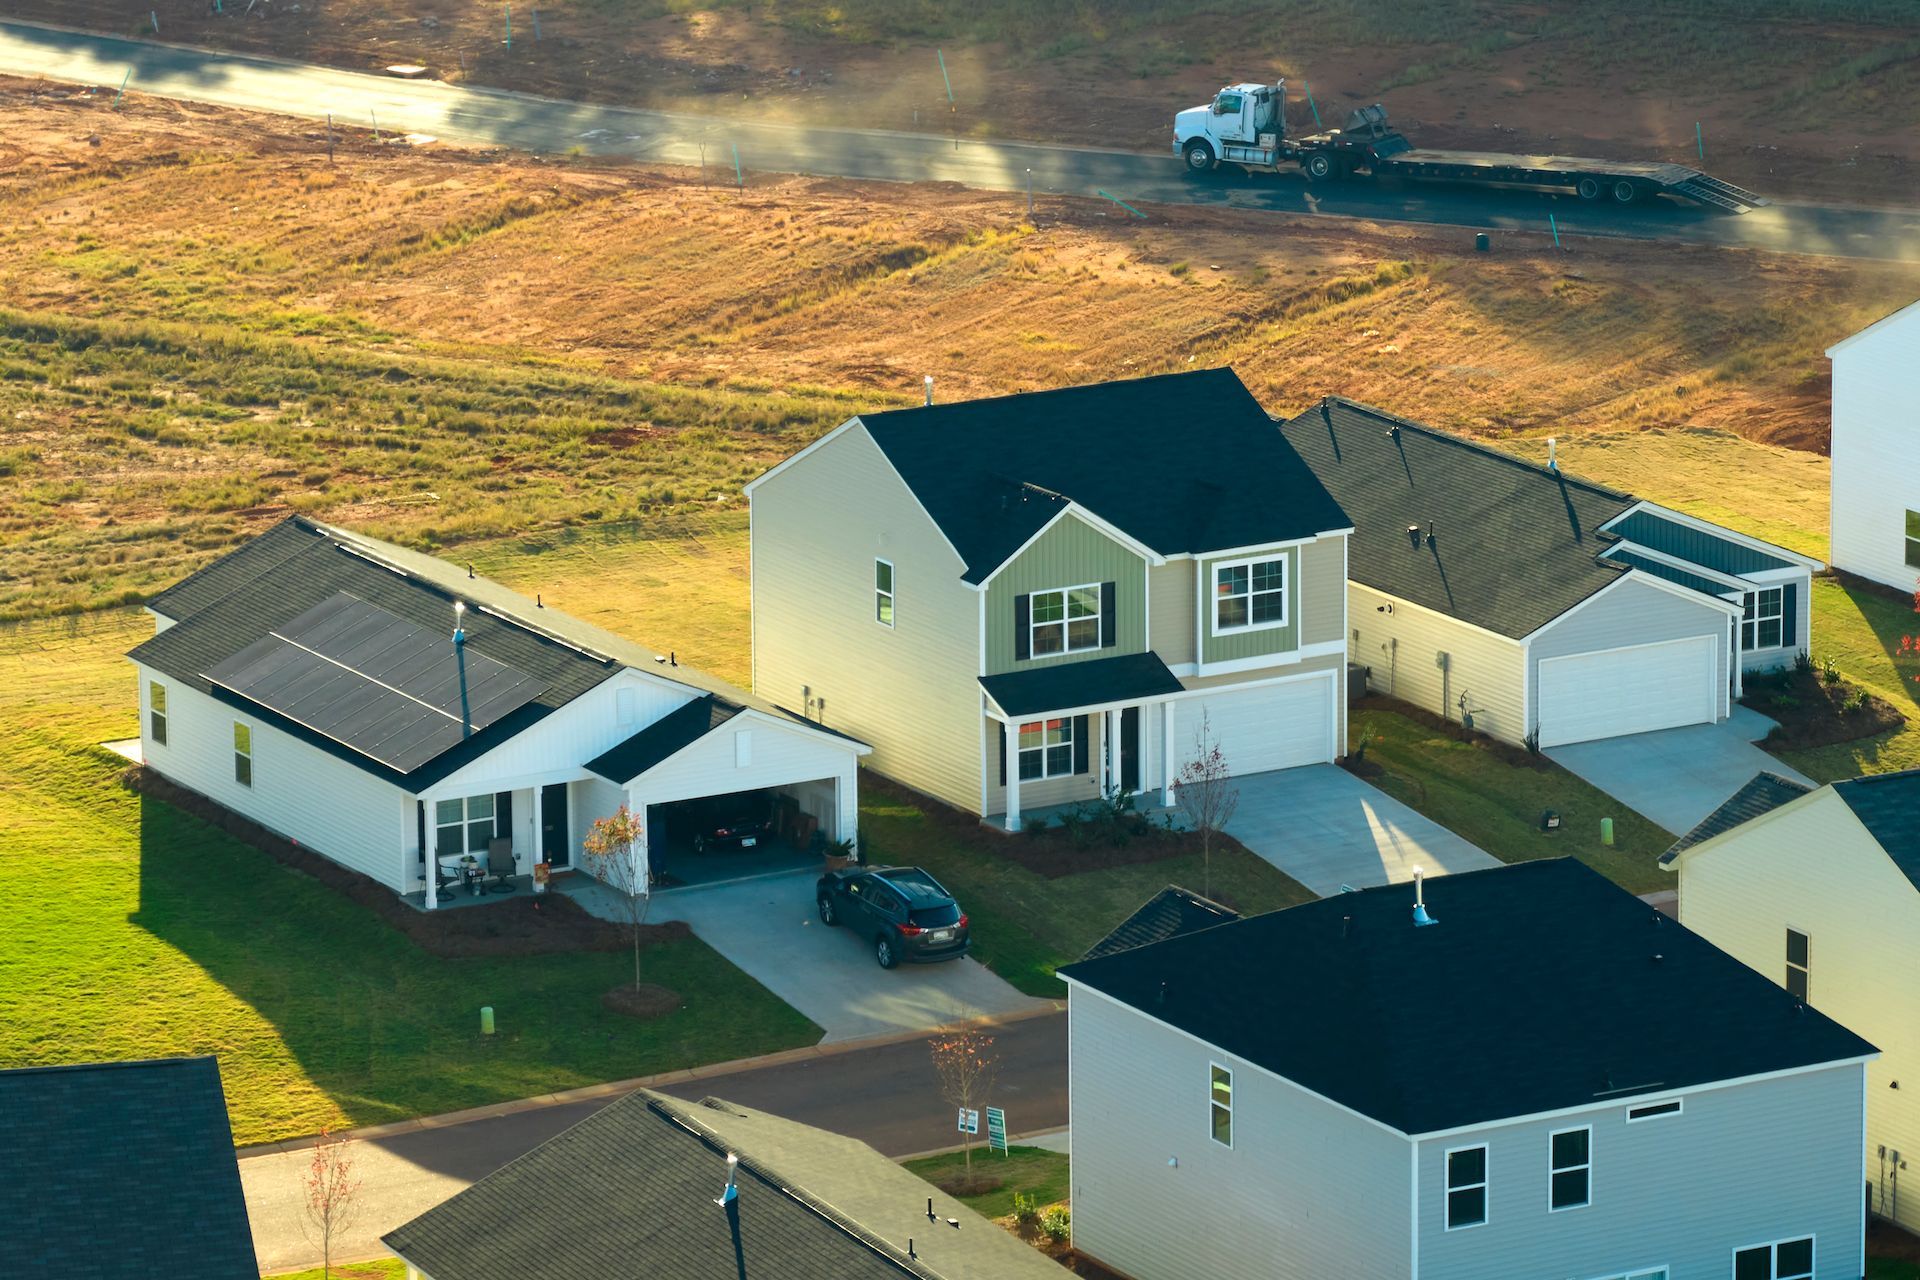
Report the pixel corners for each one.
[576,872,1053,1043]
[1547,707,1813,835]
[1225,764,1500,896]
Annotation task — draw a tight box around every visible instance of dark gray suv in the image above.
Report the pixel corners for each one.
[816,865,970,969]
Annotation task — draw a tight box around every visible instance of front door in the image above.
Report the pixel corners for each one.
[540,783,571,869]
[1120,706,1141,793]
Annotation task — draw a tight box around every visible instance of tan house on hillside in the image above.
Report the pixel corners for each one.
[1664,769,1920,1232]
[745,369,1355,828]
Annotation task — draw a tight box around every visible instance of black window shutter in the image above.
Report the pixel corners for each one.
[1073,715,1090,774]
[998,727,1007,786]
[416,801,427,868]
[1014,594,1031,661]
[1100,581,1117,648]
[495,790,514,839]
[1782,582,1798,648]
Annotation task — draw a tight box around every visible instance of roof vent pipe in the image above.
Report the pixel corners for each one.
[1547,437,1559,471]
[1412,866,1437,927]
[452,601,472,740]
[924,375,935,407]
[714,1152,739,1207]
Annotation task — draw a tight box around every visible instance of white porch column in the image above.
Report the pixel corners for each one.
[1101,708,1115,796]
[1161,699,1178,809]
[627,786,651,895]
[1003,718,1021,833]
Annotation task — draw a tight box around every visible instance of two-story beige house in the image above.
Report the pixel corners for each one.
[746,368,1355,829]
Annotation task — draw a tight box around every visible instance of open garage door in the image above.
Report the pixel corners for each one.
[646,780,841,891]
[1173,673,1336,777]
[1536,636,1718,748]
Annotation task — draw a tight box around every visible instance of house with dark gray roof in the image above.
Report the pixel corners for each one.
[1059,858,1875,1280]
[746,369,1355,828]
[1279,398,1820,748]
[0,1056,257,1278]
[1081,885,1239,960]
[384,1088,1064,1280]
[131,517,866,907]
[1667,766,1920,1234]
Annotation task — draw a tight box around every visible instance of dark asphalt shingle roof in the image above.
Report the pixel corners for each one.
[1660,772,1814,864]
[1279,398,1640,638]
[1083,886,1240,960]
[385,1090,998,1280]
[1832,769,1920,894]
[0,1057,256,1279]
[979,651,1185,717]
[860,369,1352,584]
[1059,859,1875,1134]
[130,517,621,790]
[587,694,742,783]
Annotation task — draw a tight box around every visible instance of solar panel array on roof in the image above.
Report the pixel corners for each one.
[203,592,547,772]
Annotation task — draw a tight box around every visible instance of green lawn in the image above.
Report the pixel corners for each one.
[902,1145,1072,1219]
[859,781,1315,999]
[264,1261,405,1280]
[0,612,817,1146]
[1779,576,1920,782]
[1871,1260,1920,1280]
[1352,709,1675,894]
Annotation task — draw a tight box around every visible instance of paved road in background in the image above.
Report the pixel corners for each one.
[239,1010,1067,1272]
[5,18,1920,262]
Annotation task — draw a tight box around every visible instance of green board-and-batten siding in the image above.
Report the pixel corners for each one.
[1199,546,1300,665]
[1609,510,1793,575]
[986,515,1147,675]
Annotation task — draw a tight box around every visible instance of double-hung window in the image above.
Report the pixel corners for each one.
[149,680,168,746]
[875,559,895,628]
[1213,556,1287,633]
[1742,587,1784,651]
[1786,928,1811,1000]
[1209,1064,1232,1146]
[1906,511,1920,569]
[1549,1127,1591,1210]
[1030,585,1101,656]
[1444,1145,1488,1229]
[435,794,496,857]
[1017,718,1074,781]
[1734,1236,1813,1280]
[232,722,253,788]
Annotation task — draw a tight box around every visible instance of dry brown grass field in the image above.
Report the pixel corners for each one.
[2,78,1915,624]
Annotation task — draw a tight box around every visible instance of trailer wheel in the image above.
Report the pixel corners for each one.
[1305,152,1337,181]
[1182,139,1216,174]
[1577,176,1603,201]
[1611,179,1639,204]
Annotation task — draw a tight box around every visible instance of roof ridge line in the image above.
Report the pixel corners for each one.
[1315,396,1635,502]
[863,366,1229,421]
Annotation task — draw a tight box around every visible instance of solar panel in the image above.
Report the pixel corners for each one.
[203,592,548,773]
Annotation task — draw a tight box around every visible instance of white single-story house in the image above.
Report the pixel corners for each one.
[1827,297,1920,593]
[129,517,867,907]
[1281,398,1824,748]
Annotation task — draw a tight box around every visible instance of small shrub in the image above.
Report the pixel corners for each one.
[1770,693,1801,710]
[1522,728,1541,758]
[1022,815,1051,838]
[1013,1192,1041,1228]
[1843,689,1868,714]
[1793,650,1814,677]
[1819,654,1842,685]
[1041,1205,1071,1243]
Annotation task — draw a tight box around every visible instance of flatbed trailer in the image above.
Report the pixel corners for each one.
[1175,84,1769,212]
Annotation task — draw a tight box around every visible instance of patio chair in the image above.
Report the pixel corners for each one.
[486,838,518,894]
[434,858,466,901]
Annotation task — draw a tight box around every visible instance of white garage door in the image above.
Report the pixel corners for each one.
[1536,637,1718,748]
[1174,674,1335,777]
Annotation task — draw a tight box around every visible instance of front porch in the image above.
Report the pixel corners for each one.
[985,791,1187,835]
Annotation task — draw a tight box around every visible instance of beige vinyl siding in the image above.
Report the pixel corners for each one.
[1297,535,1346,648]
[1349,582,1528,745]
[1679,788,1920,1233]
[982,709,1106,815]
[1069,984,1412,1280]
[1149,559,1196,667]
[984,514,1147,675]
[750,423,983,812]
[1527,574,1730,728]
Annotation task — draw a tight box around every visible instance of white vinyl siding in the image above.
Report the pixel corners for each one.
[1827,304,1920,592]
[1349,582,1528,745]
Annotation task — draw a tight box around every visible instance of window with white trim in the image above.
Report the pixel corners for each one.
[149,680,168,746]
[1786,927,1810,1000]
[232,722,253,788]
[1209,1063,1232,1146]
[1734,1236,1813,1280]
[1030,584,1101,655]
[1627,1099,1682,1122]
[1741,586,1784,651]
[1444,1145,1487,1229]
[1550,1127,1591,1210]
[1213,556,1287,632]
[435,794,496,857]
[1906,510,1920,569]
[874,559,895,628]
[1017,717,1074,781]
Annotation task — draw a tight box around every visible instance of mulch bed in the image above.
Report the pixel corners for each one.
[125,766,690,958]
[601,983,684,1019]
[1350,694,1549,769]
[1871,1219,1920,1265]
[1741,667,1905,751]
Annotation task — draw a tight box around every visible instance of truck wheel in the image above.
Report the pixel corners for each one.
[1305,152,1337,181]
[1182,139,1215,174]
[1611,179,1639,204]
[1576,176,1603,201]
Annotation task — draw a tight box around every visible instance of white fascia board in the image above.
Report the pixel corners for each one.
[1600,541,1751,594]
[1603,500,1825,572]
[1825,296,1920,359]
[1165,528,1357,562]
[974,504,1158,589]
[612,705,869,788]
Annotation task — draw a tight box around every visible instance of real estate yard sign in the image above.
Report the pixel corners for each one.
[985,1106,1007,1154]
[956,1107,979,1135]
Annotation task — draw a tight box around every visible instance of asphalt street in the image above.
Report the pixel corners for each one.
[239,1010,1068,1272]
[5,17,1920,261]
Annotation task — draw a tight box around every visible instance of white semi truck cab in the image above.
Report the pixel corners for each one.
[1172,81,1291,173]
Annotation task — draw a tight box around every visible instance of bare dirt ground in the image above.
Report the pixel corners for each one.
[1,78,1912,617]
[4,0,1918,206]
